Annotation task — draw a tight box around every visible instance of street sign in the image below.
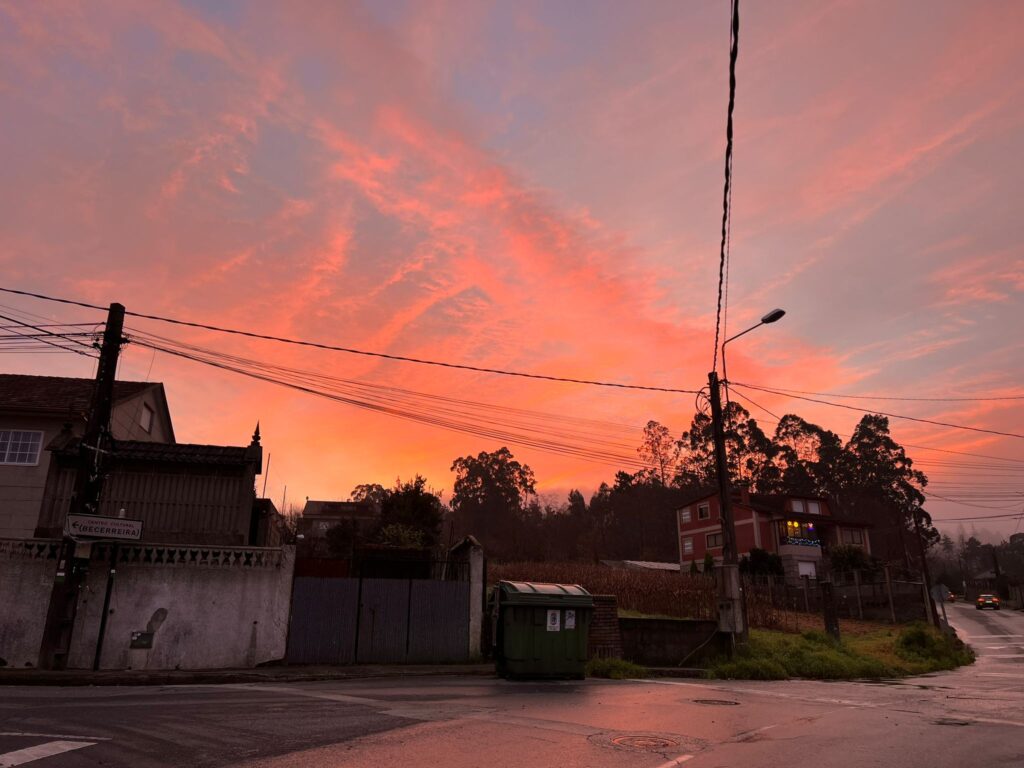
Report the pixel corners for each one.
[66,514,143,541]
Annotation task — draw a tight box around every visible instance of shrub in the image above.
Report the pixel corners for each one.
[586,657,647,680]
[895,623,975,670]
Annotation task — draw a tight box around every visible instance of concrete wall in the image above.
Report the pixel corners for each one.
[0,539,295,670]
[0,540,59,667]
[71,544,295,670]
[618,617,729,666]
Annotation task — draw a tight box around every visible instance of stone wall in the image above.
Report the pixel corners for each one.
[0,540,60,668]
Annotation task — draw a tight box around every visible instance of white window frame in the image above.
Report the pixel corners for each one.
[680,508,692,524]
[841,528,863,545]
[698,503,711,520]
[790,499,805,513]
[140,403,154,434]
[682,537,693,555]
[0,429,44,466]
[806,500,821,515]
[797,560,817,579]
[706,532,723,549]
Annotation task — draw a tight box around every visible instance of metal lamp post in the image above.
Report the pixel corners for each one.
[708,308,785,645]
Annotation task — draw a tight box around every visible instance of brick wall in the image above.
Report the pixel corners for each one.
[587,594,622,659]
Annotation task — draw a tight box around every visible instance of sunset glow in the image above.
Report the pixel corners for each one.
[2,0,1022,537]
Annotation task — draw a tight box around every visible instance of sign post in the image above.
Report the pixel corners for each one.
[66,514,143,542]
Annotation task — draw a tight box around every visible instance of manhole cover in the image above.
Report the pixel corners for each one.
[694,698,740,706]
[589,732,706,754]
[611,736,679,751]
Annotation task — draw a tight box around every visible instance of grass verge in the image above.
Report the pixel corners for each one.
[705,623,974,680]
[587,657,648,680]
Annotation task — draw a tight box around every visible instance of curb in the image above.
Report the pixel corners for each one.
[0,664,497,687]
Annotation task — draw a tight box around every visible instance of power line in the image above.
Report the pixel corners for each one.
[732,380,1024,402]
[712,0,740,375]
[730,381,1024,441]
[0,312,98,359]
[0,286,700,395]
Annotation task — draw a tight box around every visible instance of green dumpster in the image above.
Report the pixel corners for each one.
[492,580,594,679]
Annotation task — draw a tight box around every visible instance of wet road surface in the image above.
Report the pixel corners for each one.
[1,601,1021,767]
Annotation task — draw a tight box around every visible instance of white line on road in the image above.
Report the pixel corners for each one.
[0,732,110,741]
[652,754,694,768]
[0,740,95,767]
[966,634,1024,639]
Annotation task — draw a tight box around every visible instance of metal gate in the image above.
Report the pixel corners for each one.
[286,576,471,664]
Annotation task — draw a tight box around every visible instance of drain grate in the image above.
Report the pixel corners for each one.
[693,698,740,706]
[933,718,971,726]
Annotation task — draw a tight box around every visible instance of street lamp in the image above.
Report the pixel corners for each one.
[707,307,785,645]
[721,308,785,392]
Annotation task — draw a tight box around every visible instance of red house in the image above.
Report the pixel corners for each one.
[676,488,871,584]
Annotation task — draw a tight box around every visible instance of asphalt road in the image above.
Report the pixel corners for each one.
[1,602,1021,768]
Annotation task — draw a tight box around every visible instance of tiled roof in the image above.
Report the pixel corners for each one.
[54,437,257,466]
[0,374,157,415]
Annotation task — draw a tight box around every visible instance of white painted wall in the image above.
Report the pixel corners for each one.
[0,542,295,670]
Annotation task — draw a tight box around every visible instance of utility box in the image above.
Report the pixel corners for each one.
[492,580,594,679]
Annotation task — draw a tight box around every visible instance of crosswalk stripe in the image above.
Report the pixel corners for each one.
[0,740,95,767]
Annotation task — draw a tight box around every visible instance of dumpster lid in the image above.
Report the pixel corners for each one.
[496,580,594,607]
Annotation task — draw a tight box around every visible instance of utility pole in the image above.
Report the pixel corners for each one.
[708,370,748,644]
[38,302,126,670]
[913,510,940,630]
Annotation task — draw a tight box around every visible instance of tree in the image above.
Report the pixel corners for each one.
[702,551,716,576]
[350,483,387,513]
[450,447,536,558]
[836,415,932,566]
[676,402,780,492]
[638,420,679,486]
[771,415,844,498]
[378,475,444,549]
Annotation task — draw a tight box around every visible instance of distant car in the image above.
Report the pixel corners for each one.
[948,593,956,603]
[976,594,1000,610]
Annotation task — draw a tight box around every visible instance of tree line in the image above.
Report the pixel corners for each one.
[324,403,939,567]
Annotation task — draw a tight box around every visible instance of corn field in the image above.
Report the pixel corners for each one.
[488,562,847,632]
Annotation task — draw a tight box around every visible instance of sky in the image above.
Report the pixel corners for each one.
[1,0,1022,541]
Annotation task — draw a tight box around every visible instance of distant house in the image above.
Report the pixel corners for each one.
[298,499,378,557]
[676,488,872,584]
[0,373,279,546]
[0,374,173,539]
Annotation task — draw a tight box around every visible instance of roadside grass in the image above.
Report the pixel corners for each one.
[587,657,648,680]
[705,624,974,680]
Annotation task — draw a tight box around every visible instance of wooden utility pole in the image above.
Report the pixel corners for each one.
[38,302,125,670]
[708,371,748,643]
[913,510,940,629]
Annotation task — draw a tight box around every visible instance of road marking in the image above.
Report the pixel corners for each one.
[0,732,110,741]
[0,740,95,766]
[653,754,694,768]
[966,634,1024,639]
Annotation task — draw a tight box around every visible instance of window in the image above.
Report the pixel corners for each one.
[706,532,723,549]
[806,500,821,515]
[790,499,805,513]
[797,561,817,579]
[680,508,692,524]
[841,528,864,545]
[698,503,711,520]
[0,430,43,465]
[140,403,154,433]
[682,537,693,555]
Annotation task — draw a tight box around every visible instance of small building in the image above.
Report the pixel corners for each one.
[35,426,272,546]
[676,488,872,584]
[297,499,378,557]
